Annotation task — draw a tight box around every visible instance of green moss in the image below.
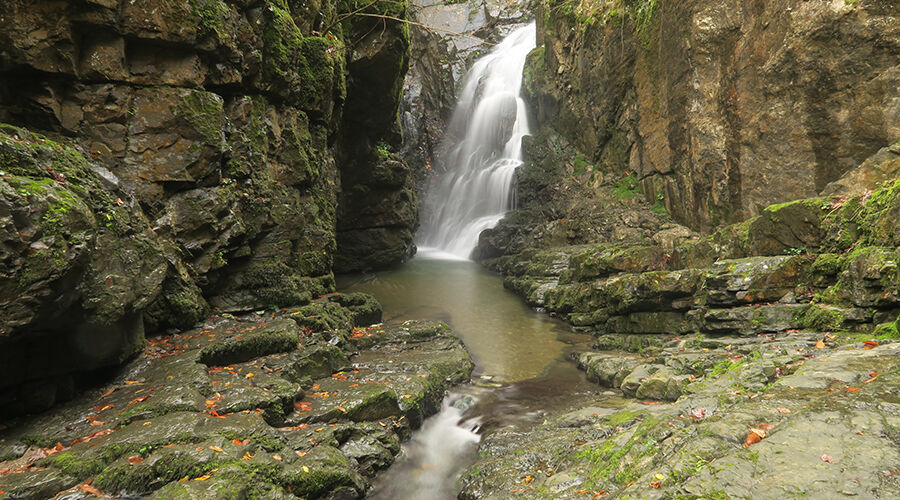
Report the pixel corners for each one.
[577,415,661,488]
[796,305,848,331]
[175,91,224,145]
[613,174,640,199]
[198,329,299,366]
[41,451,106,480]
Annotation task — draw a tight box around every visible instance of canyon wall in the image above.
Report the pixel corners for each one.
[524,0,899,231]
[0,0,416,415]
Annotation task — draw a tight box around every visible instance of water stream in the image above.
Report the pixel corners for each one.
[337,256,597,499]
[335,22,599,499]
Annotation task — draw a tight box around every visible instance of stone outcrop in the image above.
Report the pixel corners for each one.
[0,294,475,498]
[0,0,418,415]
[524,0,899,231]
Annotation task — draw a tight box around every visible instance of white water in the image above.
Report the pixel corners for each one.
[368,393,482,499]
[418,23,536,258]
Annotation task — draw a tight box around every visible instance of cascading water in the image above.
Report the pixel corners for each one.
[418,23,536,258]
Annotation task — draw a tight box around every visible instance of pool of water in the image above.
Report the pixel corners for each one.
[337,251,588,384]
[337,251,604,499]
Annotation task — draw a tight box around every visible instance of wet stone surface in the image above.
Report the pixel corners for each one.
[459,333,900,499]
[0,294,473,499]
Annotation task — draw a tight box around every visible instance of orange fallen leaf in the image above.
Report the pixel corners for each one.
[846,387,861,392]
[758,423,775,431]
[101,388,116,398]
[124,380,142,385]
[864,374,879,384]
[93,404,114,412]
[649,481,661,489]
[402,394,412,399]
[744,428,766,447]
[44,442,65,456]
[273,454,282,461]
[242,451,253,461]
[337,405,347,413]
[79,483,103,495]
[625,480,635,488]
[209,446,224,452]
[127,456,144,465]
[162,444,176,449]
[862,340,878,349]
[193,474,211,481]
[523,475,534,484]
[822,454,835,464]
[642,400,662,405]
[776,407,791,414]
[815,340,825,349]
[296,451,307,457]
[245,372,254,379]
[232,438,245,445]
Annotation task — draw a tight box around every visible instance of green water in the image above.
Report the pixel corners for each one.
[337,251,585,383]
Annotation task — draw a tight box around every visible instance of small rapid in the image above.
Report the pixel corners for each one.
[417,23,536,258]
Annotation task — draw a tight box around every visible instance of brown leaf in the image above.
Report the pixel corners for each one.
[79,483,103,495]
[127,456,144,465]
[744,432,761,447]
[776,407,791,414]
[649,481,662,489]
[758,423,775,431]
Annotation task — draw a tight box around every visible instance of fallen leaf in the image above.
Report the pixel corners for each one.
[776,407,791,414]
[815,340,825,349]
[79,483,103,495]
[690,408,706,419]
[273,454,282,461]
[162,444,176,449]
[245,372,254,379]
[649,481,662,489]
[846,387,861,392]
[864,374,879,384]
[302,466,310,473]
[401,394,412,399]
[296,451,307,457]
[642,401,662,405]
[209,446,224,453]
[822,454,835,464]
[862,340,878,349]
[127,456,144,465]
[242,452,253,461]
[758,423,775,431]
[101,388,116,398]
[124,380,142,385]
[744,428,765,447]
[193,474,211,481]
[93,404,114,412]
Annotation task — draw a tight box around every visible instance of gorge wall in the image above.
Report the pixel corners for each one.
[524,0,899,232]
[0,0,418,416]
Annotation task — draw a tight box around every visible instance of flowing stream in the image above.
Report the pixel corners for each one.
[336,22,606,499]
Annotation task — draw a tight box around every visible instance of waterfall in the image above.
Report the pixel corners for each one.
[418,23,536,259]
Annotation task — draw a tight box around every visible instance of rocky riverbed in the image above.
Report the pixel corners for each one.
[0,294,473,498]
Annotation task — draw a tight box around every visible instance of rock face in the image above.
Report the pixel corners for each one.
[461,332,900,499]
[0,294,475,498]
[525,0,899,231]
[0,0,418,415]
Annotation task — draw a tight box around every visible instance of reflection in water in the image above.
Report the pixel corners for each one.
[338,252,577,383]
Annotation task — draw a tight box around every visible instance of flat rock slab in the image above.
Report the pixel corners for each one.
[0,309,473,499]
[459,338,900,499]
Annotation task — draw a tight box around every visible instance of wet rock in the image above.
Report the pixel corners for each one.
[0,303,473,499]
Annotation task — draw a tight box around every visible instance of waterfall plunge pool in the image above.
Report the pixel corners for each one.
[337,252,621,499]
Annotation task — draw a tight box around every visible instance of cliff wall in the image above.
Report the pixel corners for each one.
[0,0,416,415]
